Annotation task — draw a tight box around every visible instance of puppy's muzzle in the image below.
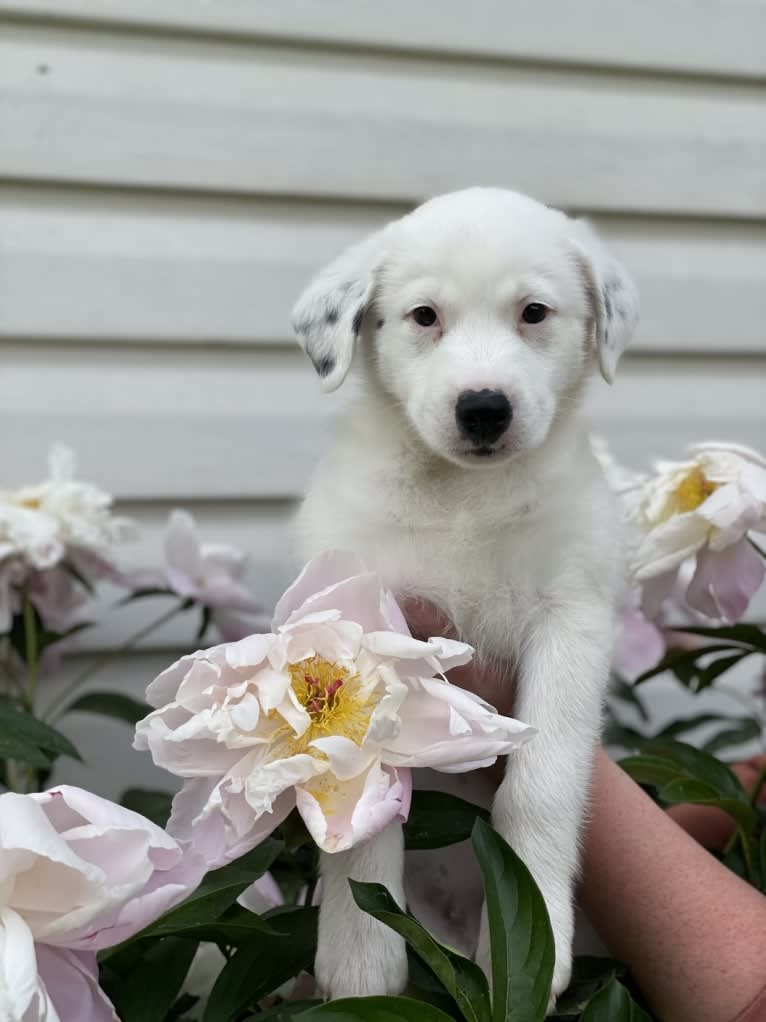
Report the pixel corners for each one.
[455,389,512,448]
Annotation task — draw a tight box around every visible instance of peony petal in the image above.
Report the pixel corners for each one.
[168,779,295,870]
[144,645,228,709]
[134,707,243,778]
[236,872,283,914]
[282,619,363,665]
[296,761,411,853]
[308,736,377,781]
[639,569,679,619]
[241,752,325,817]
[23,787,198,949]
[614,607,667,680]
[272,551,368,627]
[686,539,766,622]
[632,513,710,581]
[382,678,535,771]
[36,946,118,1022]
[223,633,275,671]
[251,666,292,712]
[164,510,204,594]
[0,908,41,1021]
[362,631,474,672]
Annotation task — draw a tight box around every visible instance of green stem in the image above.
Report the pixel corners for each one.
[43,600,190,723]
[749,761,766,808]
[748,536,766,559]
[739,827,758,887]
[23,594,39,713]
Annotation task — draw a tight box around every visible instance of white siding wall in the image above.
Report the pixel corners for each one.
[0,1,764,791]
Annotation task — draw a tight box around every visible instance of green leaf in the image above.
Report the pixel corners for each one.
[633,644,744,686]
[120,787,173,828]
[602,721,646,751]
[66,690,151,725]
[671,623,766,652]
[118,586,175,604]
[638,739,747,801]
[694,652,752,692]
[657,779,756,830]
[296,998,457,1021]
[622,742,757,834]
[656,713,735,740]
[350,880,490,1022]
[702,718,762,756]
[471,818,554,1022]
[0,735,53,768]
[203,907,317,1022]
[609,675,649,722]
[580,976,652,1021]
[406,949,461,1016]
[197,605,213,641]
[404,790,490,850]
[0,703,81,762]
[136,838,282,942]
[618,754,679,789]
[552,956,624,1017]
[103,937,198,1022]
[250,1001,323,1021]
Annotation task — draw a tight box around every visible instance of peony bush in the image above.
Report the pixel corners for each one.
[0,444,764,1022]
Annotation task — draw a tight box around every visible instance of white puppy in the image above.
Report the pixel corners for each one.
[291,187,638,1007]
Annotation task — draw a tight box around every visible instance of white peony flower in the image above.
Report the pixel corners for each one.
[135,553,535,858]
[0,785,207,1022]
[624,443,766,621]
[0,447,134,635]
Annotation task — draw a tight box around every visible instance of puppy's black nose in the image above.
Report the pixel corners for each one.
[455,389,512,446]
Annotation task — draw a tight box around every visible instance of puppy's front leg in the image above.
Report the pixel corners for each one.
[477,599,613,1008]
[316,823,408,998]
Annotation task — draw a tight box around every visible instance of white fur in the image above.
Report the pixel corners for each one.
[291,188,637,1010]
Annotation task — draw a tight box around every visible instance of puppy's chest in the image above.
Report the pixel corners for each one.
[327,513,551,658]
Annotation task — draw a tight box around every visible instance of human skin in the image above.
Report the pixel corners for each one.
[580,748,766,1022]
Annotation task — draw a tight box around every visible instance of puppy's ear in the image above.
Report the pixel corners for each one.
[291,231,385,392]
[571,221,639,384]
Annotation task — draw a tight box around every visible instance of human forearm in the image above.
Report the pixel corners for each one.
[579,748,766,1022]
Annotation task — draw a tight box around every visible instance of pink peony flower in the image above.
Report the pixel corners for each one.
[160,510,261,640]
[135,552,534,859]
[0,786,207,1022]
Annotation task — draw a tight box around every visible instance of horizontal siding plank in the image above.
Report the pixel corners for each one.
[1,0,764,80]
[1,28,764,217]
[2,354,764,500]
[2,191,765,353]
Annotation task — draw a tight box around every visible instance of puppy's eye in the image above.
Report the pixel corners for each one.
[410,306,438,327]
[521,303,549,324]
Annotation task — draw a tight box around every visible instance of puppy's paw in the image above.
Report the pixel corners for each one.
[547,949,572,1013]
[316,918,407,999]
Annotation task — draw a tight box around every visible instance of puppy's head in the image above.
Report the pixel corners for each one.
[292,187,638,468]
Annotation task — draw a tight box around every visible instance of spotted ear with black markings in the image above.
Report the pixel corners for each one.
[291,231,386,392]
[571,221,639,384]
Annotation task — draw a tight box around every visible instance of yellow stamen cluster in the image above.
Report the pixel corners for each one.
[662,465,718,519]
[281,656,375,755]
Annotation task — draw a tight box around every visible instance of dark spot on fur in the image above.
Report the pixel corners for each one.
[326,306,339,324]
[376,317,385,329]
[601,286,613,322]
[313,354,335,378]
[352,305,365,337]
